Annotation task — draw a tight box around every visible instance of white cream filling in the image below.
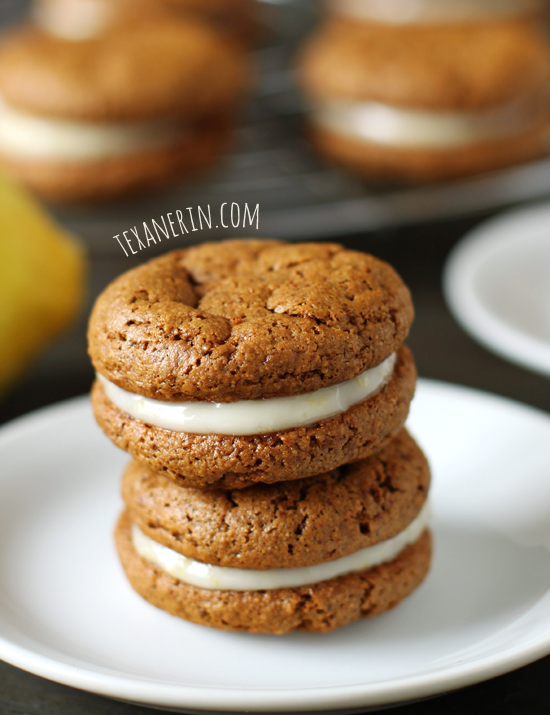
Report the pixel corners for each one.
[34,0,113,40]
[330,0,544,23]
[132,500,431,591]
[0,100,182,162]
[97,353,395,436]
[313,99,540,149]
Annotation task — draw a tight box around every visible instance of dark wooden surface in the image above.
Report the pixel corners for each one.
[1,214,549,714]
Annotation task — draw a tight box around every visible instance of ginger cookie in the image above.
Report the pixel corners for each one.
[116,513,431,634]
[298,17,550,182]
[121,428,430,569]
[89,240,416,487]
[0,20,250,200]
[115,429,431,633]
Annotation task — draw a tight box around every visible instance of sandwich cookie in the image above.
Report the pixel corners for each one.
[116,429,432,633]
[298,18,550,182]
[89,240,416,488]
[33,0,262,46]
[0,20,250,201]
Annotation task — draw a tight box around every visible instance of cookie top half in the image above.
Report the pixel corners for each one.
[298,17,550,110]
[122,428,430,569]
[88,240,414,402]
[0,20,249,121]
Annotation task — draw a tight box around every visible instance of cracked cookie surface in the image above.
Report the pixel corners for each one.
[88,239,414,402]
[121,428,430,569]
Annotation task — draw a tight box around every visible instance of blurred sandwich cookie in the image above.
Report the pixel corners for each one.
[116,429,432,633]
[0,20,250,201]
[298,18,550,182]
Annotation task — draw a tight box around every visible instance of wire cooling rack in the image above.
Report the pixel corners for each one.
[2,0,550,253]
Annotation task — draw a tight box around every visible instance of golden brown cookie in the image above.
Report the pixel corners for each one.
[88,239,416,487]
[298,17,550,182]
[91,343,416,488]
[116,510,432,634]
[0,21,250,200]
[88,240,414,402]
[121,428,430,569]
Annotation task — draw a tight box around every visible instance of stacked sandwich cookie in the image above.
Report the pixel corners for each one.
[116,431,430,633]
[88,239,432,633]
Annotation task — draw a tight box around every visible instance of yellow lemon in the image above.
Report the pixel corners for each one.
[0,172,86,393]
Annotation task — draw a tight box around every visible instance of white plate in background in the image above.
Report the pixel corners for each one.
[444,202,550,377]
[1,383,550,712]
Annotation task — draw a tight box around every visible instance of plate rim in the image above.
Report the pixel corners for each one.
[1,382,550,712]
[443,200,550,378]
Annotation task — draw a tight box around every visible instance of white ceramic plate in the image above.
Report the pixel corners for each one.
[444,202,550,377]
[2,382,550,713]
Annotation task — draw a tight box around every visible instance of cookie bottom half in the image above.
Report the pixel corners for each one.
[115,510,432,634]
[309,120,550,183]
[0,119,233,202]
[92,343,416,490]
